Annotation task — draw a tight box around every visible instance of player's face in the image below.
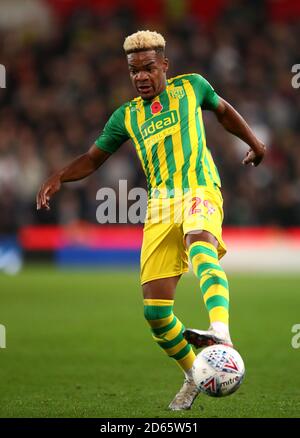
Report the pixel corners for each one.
[127,50,169,100]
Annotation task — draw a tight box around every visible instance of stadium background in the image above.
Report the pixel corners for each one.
[0,0,300,418]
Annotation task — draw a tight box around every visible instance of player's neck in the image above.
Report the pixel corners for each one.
[153,79,167,99]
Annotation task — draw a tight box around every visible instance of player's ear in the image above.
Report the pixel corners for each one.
[163,57,169,73]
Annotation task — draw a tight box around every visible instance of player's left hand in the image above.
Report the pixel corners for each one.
[242,144,266,167]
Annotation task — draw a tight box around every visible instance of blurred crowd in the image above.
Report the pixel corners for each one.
[0,0,300,232]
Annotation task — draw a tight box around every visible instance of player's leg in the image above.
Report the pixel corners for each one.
[143,276,196,379]
[143,276,199,410]
[182,188,232,348]
[183,230,232,347]
[141,197,202,410]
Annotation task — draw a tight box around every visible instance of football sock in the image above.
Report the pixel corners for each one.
[188,241,229,329]
[144,299,196,373]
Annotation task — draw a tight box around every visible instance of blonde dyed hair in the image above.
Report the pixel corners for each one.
[123,30,166,54]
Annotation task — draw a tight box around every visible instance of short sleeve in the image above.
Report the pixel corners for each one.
[190,74,220,111]
[95,105,129,154]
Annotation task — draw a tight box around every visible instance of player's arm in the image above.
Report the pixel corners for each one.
[36,145,110,210]
[212,98,266,167]
[197,74,266,166]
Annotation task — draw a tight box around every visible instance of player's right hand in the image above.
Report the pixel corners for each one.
[242,143,266,167]
[36,174,61,210]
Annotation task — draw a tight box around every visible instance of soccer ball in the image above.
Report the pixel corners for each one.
[192,345,245,397]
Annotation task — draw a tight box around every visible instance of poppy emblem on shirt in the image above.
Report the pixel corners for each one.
[151,101,163,114]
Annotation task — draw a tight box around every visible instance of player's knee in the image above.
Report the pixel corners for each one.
[144,305,171,323]
[143,300,173,325]
[144,305,154,322]
[185,231,218,248]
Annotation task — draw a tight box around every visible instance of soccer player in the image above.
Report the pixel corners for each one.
[37,31,265,410]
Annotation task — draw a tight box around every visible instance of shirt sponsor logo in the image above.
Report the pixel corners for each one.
[141,110,179,146]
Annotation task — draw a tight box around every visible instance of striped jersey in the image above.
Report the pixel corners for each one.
[95,73,221,197]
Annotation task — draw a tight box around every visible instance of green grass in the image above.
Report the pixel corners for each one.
[0,266,300,418]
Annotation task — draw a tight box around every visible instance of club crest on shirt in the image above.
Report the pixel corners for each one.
[169,86,185,99]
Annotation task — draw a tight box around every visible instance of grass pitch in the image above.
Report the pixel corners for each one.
[0,266,299,418]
